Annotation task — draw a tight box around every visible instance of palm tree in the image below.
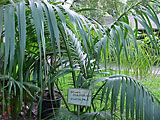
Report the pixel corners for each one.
[0,0,160,119]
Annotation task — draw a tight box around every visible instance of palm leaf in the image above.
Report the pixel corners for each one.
[93,75,160,119]
[66,28,88,78]
[63,7,91,54]
[29,0,45,88]
[0,8,3,42]
[4,5,14,74]
[1,1,160,119]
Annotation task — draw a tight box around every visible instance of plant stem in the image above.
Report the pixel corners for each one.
[55,81,70,111]
[86,83,106,112]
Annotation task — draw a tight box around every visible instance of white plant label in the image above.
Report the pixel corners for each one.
[68,88,92,106]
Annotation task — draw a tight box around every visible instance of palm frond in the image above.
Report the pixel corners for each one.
[0,0,160,119]
[66,28,88,78]
[0,8,3,42]
[91,75,160,119]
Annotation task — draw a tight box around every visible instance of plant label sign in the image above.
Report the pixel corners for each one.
[68,88,92,106]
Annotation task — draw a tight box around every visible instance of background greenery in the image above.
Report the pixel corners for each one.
[71,0,160,24]
[0,0,160,120]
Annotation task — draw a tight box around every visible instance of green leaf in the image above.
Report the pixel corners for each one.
[96,35,107,66]
[135,83,140,120]
[4,5,14,74]
[8,80,13,96]
[29,0,44,88]
[42,2,56,60]
[67,28,87,76]
[120,22,138,53]
[120,77,126,118]
[76,8,97,13]
[0,8,3,42]
[110,29,120,65]
[64,7,90,54]
[43,1,61,58]
[126,78,130,120]
[23,82,40,91]
[134,14,157,49]
[145,4,160,29]
[9,5,15,74]
[100,75,160,119]
[139,86,143,120]
[90,77,109,89]
[115,26,128,61]
[16,1,26,83]
[111,77,121,114]
[130,79,134,120]
[104,80,113,110]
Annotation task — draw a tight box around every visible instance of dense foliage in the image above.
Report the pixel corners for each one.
[0,0,160,119]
